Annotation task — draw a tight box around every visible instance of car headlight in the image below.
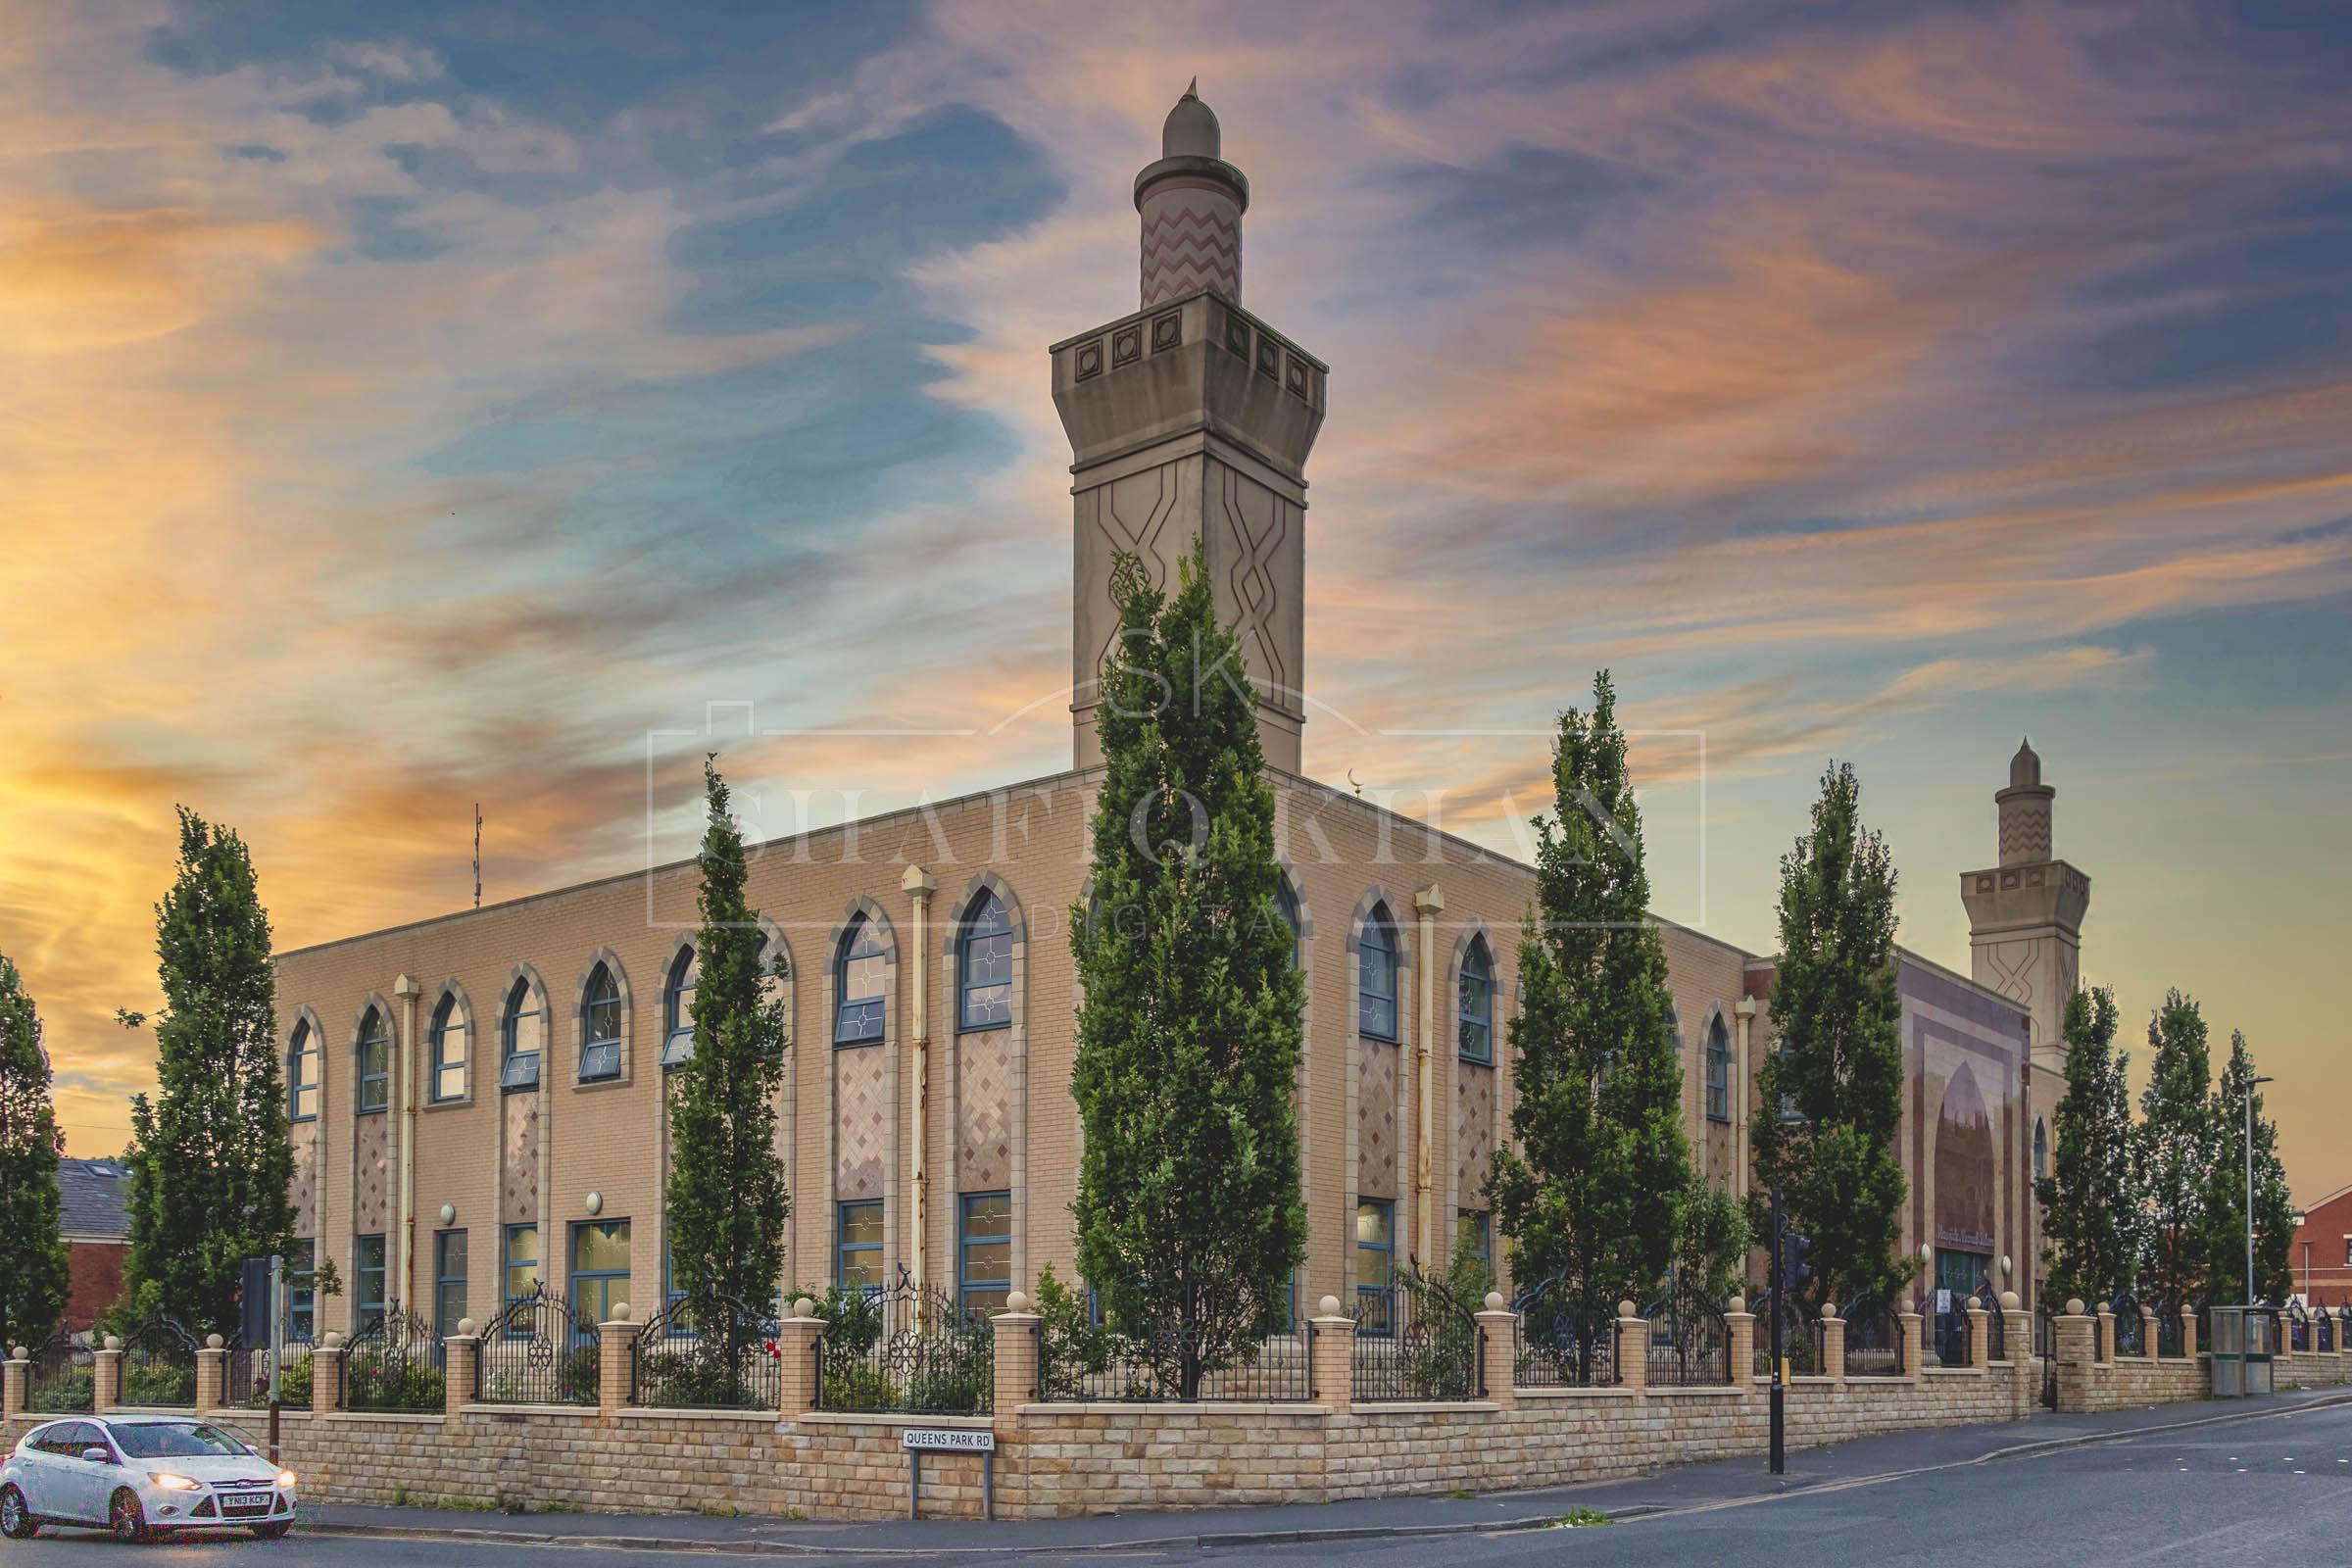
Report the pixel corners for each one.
[149,1472,200,1491]
[277,1470,298,1489]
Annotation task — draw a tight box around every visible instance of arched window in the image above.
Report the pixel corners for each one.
[1358,904,1398,1041]
[1276,877,1302,969]
[1705,1014,1732,1123]
[662,945,698,1070]
[1457,936,1494,1064]
[288,1020,319,1122]
[500,976,543,1091]
[429,993,466,1103]
[2034,1118,2049,1183]
[835,914,886,1046]
[958,891,1013,1032]
[356,1006,390,1114]
[579,963,622,1082]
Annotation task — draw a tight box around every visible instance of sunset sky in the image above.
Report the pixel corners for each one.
[4,1,2347,1194]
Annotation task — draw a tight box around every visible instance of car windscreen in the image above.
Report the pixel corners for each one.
[109,1423,253,1459]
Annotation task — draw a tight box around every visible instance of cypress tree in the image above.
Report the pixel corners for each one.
[1748,762,1910,1316]
[2035,986,2136,1306]
[2133,989,2217,1312]
[0,951,71,1348]
[1489,670,1692,1348]
[1069,544,1307,1397]
[123,808,295,1334]
[2204,1031,2293,1305]
[663,761,791,1334]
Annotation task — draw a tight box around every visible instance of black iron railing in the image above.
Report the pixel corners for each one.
[20,1334,94,1414]
[118,1316,200,1407]
[1840,1298,1904,1377]
[1752,1293,1819,1380]
[1642,1295,1732,1387]
[2154,1298,2186,1358]
[1922,1293,1971,1368]
[228,1337,313,1408]
[813,1271,992,1415]
[477,1285,599,1406]
[1353,1264,1484,1401]
[630,1296,782,1411]
[1512,1277,1615,1390]
[342,1305,445,1412]
[1037,1317,1313,1402]
[1981,1294,2008,1362]
[2111,1296,2147,1357]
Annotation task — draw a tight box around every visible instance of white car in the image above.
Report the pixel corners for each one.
[0,1414,299,1542]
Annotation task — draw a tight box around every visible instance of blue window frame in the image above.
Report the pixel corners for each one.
[1457,936,1494,1064]
[834,915,885,1046]
[1705,1015,1732,1122]
[500,978,542,1092]
[579,963,622,1082]
[661,945,697,1070]
[957,893,1013,1032]
[568,1219,631,1325]
[433,1230,467,1342]
[286,1240,316,1344]
[958,1192,1012,1317]
[1355,1200,1396,1331]
[1358,906,1398,1041]
[356,1007,390,1114]
[355,1234,386,1333]
[429,993,466,1103]
[287,1021,319,1122]
[1457,1208,1491,1273]
[503,1224,540,1323]
[837,1201,883,1292]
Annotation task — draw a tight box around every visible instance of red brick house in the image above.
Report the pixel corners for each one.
[58,1155,132,1334]
[2288,1182,2352,1309]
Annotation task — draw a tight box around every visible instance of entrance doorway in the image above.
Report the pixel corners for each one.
[1929,1249,1991,1366]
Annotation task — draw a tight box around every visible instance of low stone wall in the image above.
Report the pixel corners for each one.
[2273,1348,2352,1392]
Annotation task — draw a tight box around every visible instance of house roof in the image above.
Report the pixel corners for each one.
[58,1155,132,1241]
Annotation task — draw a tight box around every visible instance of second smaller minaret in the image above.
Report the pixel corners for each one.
[1136,79,1248,306]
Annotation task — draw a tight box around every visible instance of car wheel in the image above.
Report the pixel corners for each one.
[110,1488,149,1544]
[249,1522,293,1541]
[0,1484,39,1540]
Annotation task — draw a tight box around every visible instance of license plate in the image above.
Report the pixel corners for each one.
[223,1493,271,1513]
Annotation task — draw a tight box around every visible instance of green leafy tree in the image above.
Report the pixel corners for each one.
[2133,990,2218,1310]
[2203,1030,2293,1305]
[2035,986,2137,1306]
[1672,1175,1752,1311]
[664,761,791,1351]
[1069,544,1308,1398]
[0,951,71,1347]
[122,808,296,1334]
[1747,762,1911,1317]
[1489,670,1692,1350]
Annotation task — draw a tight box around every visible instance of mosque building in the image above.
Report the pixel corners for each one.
[270,86,2080,1340]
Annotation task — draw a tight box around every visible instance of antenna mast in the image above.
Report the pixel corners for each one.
[473,803,482,909]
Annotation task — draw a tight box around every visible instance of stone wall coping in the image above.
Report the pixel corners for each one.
[615,1408,782,1426]
[795,1411,995,1429]
[1641,1385,1744,1398]
[1351,1401,1503,1415]
[324,1411,446,1425]
[1512,1386,1638,1402]
[1921,1367,1989,1380]
[457,1404,599,1420]
[1015,1402,1331,1419]
[1787,1377,1839,1388]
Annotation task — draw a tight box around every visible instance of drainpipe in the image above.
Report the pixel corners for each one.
[392,973,422,1313]
[903,865,937,1291]
[1734,998,1756,1205]
[1413,885,1444,1262]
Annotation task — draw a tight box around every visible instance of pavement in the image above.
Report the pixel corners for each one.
[285,1385,2352,1557]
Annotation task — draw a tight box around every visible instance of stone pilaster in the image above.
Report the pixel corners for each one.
[195,1336,227,1412]
[1724,1301,1755,1390]
[2096,1304,2117,1366]
[311,1340,343,1415]
[1897,1311,1924,1378]
[776,1302,824,1415]
[1310,1298,1354,1410]
[2056,1302,2093,1365]
[1967,1306,1991,1369]
[2142,1308,2160,1362]
[1818,1309,1846,1381]
[598,1312,640,1416]
[93,1341,122,1412]
[2002,1292,2033,1367]
[443,1331,478,1416]
[2,1347,25,1419]
[1476,1296,1517,1407]
[1614,1302,1648,1394]
[991,1298,1041,1435]
[2180,1305,2198,1359]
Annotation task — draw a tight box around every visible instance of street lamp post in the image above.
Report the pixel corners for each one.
[2246,1075,2275,1306]
[2293,1209,2310,1303]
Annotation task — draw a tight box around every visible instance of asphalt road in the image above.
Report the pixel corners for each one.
[8,1400,2350,1566]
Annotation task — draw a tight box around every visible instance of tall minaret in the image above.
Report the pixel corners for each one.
[1961,738,2091,1087]
[1054,81,1326,773]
